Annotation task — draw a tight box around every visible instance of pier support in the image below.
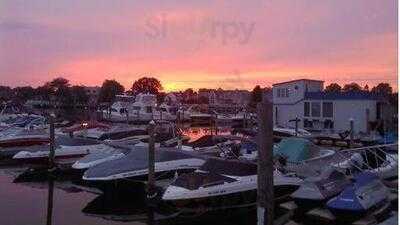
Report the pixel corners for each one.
[48,114,55,169]
[257,100,274,225]
[147,120,156,198]
[349,118,354,148]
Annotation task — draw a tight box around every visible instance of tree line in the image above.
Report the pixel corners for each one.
[0,76,164,107]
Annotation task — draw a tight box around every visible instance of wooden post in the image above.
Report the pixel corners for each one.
[257,100,274,225]
[48,115,55,169]
[349,118,354,148]
[366,109,370,135]
[147,120,156,198]
[46,178,54,225]
[243,110,247,129]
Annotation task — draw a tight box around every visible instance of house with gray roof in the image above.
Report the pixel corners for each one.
[272,79,388,133]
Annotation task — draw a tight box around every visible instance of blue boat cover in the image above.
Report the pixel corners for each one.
[326,172,379,212]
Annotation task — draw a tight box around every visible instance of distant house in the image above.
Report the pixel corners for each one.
[272,79,388,133]
[198,88,250,107]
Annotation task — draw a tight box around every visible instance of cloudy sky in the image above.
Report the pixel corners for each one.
[0,0,397,91]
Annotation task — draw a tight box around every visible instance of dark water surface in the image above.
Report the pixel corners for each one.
[0,171,140,225]
[0,126,257,225]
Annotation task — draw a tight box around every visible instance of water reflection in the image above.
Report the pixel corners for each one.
[180,125,232,141]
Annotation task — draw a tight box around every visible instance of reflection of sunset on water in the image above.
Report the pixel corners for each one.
[180,126,232,141]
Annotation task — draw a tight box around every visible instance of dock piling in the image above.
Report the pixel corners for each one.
[257,99,274,225]
[48,114,55,169]
[350,118,354,148]
[147,120,156,198]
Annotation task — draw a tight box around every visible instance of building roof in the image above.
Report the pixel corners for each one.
[305,91,385,101]
[273,79,324,86]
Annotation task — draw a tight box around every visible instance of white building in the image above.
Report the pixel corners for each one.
[272,79,387,133]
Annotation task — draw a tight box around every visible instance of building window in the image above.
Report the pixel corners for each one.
[277,88,289,98]
[322,102,333,118]
[311,102,321,117]
[304,102,310,117]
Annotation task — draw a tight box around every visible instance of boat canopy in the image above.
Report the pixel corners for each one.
[199,158,257,176]
[172,172,236,190]
[84,147,203,179]
[273,138,320,163]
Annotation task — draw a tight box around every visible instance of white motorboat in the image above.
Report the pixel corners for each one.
[82,147,206,181]
[103,94,176,123]
[0,128,49,148]
[162,158,302,208]
[12,137,110,164]
[74,124,148,141]
[331,144,398,179]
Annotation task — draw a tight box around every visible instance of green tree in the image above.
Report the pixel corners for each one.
[325,83,342,92]
[131,77,163,95]
[98,79,125,103]
[343,82,362,92]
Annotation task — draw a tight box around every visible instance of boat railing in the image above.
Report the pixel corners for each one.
[280,144,398,178]
[331,143,398,176]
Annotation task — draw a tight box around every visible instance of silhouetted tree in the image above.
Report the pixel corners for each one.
[0,86,13,102]
[13,86,35,102]
[157,92,167,105]
[131,77,162,95]
[251,85,263,103]
[44,77,72,106]
[183,88,196,103]
[98,79,125,103]
[343,82,362,92]
[35,85,52,101]
[371,83,393,96]
[71,85,89,105]
[363,84,369,92]
[325,83,342,92]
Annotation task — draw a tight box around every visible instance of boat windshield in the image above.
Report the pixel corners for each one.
[171,172,236,190]
[199,158,257,176]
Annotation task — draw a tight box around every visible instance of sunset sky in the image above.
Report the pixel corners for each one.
[0,0,397,91]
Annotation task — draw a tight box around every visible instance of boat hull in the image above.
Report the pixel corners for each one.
[0,138,49,148]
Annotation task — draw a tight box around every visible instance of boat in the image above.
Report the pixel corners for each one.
[102,94,136,122]
[184,135,240,154]
[73,124,148,141]
[82,147,206,181]
[326,172,391,222]
[0,102,26,122]
[72,121,189,170]
[162,158,302,210]
[231,127,312,143]
[179,105,212,124]
[0,129,49,148]
[273,127,312,142]
[290,167,351,209]
[12,137,109,164]
[273,138,336,176]
[103,94,176,123]
[332,145,398,180]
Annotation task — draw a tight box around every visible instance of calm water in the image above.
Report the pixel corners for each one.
[0,126,258,225]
